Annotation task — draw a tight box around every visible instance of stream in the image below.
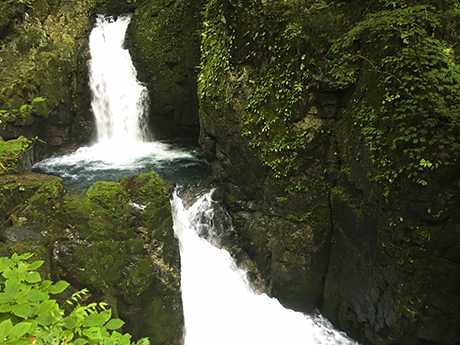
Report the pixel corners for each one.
[32,15,359,345]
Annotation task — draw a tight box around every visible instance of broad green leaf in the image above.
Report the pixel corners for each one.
[38,299,57,315]
[11,253,20,262]
[12,303,32,318]
[26,289,47,302]
[37,313,56,326]
[9,322,31,340]
[0,303,12,312]
[32,97,45,103]
[106,318,124,330]
[18,253,34,261]
[82,310,111,328]
[73,338,88,345]
[40,280,53,291]
[0,319,13,339]
[27,261,44,271]
[4,278,20,297]
[17,262,28,274]
[20,104,28,112]
[48,281,69,294]
[26,272,41,284]
[0,257,11,271]
[82,326,102,340]
[119,333,132,345]
[3,268,19,279]
[0,292,12,303]
[63,316,77,329]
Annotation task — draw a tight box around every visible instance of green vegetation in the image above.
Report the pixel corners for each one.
[0,252,149,345]
[0,136,33,175]
[0,98,46,125]
[330,3,460,187]
[199,0,347,178]
[199,0,460,185]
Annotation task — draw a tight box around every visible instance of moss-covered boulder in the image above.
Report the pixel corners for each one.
[127,0,204,140]
[0,0,96,150]
[0,172,183,344]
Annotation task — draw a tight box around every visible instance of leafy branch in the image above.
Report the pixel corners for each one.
[0,252,149,345]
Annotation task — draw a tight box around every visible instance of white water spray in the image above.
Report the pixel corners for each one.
[89,15,150,144]
[172,190,359,345]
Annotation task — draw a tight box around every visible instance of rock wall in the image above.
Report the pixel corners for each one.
[197,0,460,344]
[0,0,97,150]
[127,0,204,140]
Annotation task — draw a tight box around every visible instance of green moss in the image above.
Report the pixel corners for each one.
[130,171,170,206]
[0,136,32,175]
[82,181,135,241]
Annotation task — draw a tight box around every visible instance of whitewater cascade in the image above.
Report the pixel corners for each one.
[171,190,359,345]
[89,14,150,143]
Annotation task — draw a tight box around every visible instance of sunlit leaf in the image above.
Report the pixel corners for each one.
[48,280,69,294]
[106,318,124,330]
[12,303,32,319]
[0,319,13,339]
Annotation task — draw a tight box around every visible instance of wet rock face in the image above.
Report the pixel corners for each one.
[0,0,95,152]
[0,172,183,344]
[127,0,204,141]
[197,0,460,344]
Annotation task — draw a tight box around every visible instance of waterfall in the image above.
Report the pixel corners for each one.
[33,15,209,189]
[171,189,359,345]
[33,15,359,344]
[89,15,150,144]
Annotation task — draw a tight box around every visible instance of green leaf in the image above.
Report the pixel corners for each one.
[12,303,32,318]
[0,303,11,312]
[40,280,53,291]
[5,278,20,297]
[37,313,56,326]
[48,281,69,294]
[82,310,111,328]
[11,253,20,262]
[32,97,45,103]
[38,299,57,315]
[26,272,41,284]
[73,338,88,345]
[63,316,77,329]
[9,322,31,340]
[0,292,12,303]
[106,318,124,330]
[20,104,28,112]
[27,289,47,302]
[82,326,102,340]
[0,319,13,340]
[0,257,11,271]
[27,261,44,271]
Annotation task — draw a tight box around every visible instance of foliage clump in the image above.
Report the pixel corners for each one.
[329,3,460,187]
[0,252,149,345]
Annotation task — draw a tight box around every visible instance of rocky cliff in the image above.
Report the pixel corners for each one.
[196,0,460,344]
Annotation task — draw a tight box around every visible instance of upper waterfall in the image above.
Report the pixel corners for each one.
[89,15,150,143]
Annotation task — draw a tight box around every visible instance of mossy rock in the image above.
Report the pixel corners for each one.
[82,181,136,241]
[0,136,33,175]
[127,0,203,139]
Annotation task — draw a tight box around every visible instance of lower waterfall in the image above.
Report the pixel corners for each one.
[171,189,358,345]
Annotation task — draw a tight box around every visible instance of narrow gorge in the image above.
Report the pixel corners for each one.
[1,0,460,345]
